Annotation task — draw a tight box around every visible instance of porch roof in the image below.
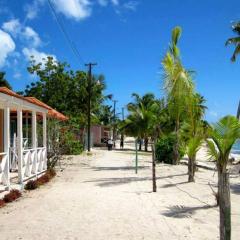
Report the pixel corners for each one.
[0,87,68,121]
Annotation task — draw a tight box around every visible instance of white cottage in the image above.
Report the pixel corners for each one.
[0,87,67,191]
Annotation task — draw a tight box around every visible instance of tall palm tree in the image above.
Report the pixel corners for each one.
[226,21,240,62]
[206,115,240,240]
[162,26,194,164]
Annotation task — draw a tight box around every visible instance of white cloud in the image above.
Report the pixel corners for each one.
[98,0,108,6]
[24,0,45,20]
[22,47,56,64]
[23,26,41,47]
[123,1,138,11]
[2,19,21,36]
[2,19,41,48]
[52,0,91,20]
[0,29,15,67]
[111,0,119,5]
[13,72,22,79]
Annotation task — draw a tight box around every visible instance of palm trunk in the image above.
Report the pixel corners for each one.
[188,155,196,182]
[218,169,231,240]
[152,139,157,192]
[144,138,148,152]
[173,121,180,165]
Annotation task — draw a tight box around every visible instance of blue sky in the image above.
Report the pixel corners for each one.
[0,0,239,122]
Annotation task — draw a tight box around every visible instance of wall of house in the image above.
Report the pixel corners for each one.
[91,125,102,144]
[0,109,3,152]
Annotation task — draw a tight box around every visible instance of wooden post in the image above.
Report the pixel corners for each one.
[17,108,23,184]
[4,107,10,189]
[32,111,37,149]
[135,139,138,174]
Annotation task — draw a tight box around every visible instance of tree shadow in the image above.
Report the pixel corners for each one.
[161,181,189,188]
[230,183,240,195]
[84,173,187,187]
[91,166,149,171]
[162,204,216,218]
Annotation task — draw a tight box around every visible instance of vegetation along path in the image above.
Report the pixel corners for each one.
[0,148,239,240]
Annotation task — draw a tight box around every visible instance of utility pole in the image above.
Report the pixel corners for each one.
[85,62,97,152]
[113,100,118,147]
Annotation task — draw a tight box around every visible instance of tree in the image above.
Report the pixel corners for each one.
[181,93,207,182]
[0,72,12,89]
[162,26,194,164]
[127,93,155,151]
[23,56,106,128]
[226,21,240,62]
[206,115,240,240]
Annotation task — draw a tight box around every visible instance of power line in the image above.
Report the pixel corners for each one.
[47,0,85,66]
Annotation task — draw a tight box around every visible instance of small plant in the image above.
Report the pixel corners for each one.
[3,189,22,203]
[0,199,6,208]
[25,180,38,190]
[36,174,50,186]
[47,168,56,178]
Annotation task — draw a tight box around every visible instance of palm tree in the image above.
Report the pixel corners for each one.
[162,26,194,164]
[181,93,207,182]
[206,115,240,240]
[226,21,240,62]
[127,93,155,151]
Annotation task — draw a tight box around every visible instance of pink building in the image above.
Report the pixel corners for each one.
[91,125,111,146]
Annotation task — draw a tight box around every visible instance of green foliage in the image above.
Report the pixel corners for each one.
[225,21,240,62]
[0,72,12,89]
[155,134,185,164]
[206,115,240,170]
[61,131,83,155]
[23,56,106,127]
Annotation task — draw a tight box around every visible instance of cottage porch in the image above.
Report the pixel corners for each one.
[0,88,48,192]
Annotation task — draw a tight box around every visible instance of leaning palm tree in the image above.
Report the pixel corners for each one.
[206,115,240,240]
[225,21,240,62]
[162,26,194,164]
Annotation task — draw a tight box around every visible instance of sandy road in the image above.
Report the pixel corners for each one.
[0,148,239,240]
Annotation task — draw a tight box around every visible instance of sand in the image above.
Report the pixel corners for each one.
[0,147,239,240]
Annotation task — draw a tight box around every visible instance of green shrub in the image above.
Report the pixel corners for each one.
[62,131,83,155]
[155,134,185,164]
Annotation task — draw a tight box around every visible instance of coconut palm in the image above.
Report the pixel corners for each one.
[206,115,240,240]
[162,26,194,164]
[181,93,207,182]
[225,21,240,62]
[127,93,155,151]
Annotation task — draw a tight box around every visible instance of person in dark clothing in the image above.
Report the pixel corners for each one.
[120,135,124,149]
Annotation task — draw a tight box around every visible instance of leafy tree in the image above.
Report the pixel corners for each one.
[206,115,240,240]
[181,93,207,182]
[225,21,240,62]
[23,56,106,129]
[127,93,156,151]
[162,26,194,164]
[0,72,12,89]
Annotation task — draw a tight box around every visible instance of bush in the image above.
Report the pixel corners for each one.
[61,131,83,155]
[3,189,22,203]
[155,134,185,164]
[47,168,56,178]
[36,174,50,186]
[25,180,38,190]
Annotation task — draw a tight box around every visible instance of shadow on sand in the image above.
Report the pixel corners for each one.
[84,173,187,187]
[162,204,216,218]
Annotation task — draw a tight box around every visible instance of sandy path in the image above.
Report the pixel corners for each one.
[0,149,239,240]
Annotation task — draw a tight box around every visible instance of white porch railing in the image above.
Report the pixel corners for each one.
[22,147,47,181]
[0,152,9,186]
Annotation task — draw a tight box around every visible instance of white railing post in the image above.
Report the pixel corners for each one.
[32,111,37,175]
[4,106,10,189]
[17,108,23,184]
[43,113,47,170]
